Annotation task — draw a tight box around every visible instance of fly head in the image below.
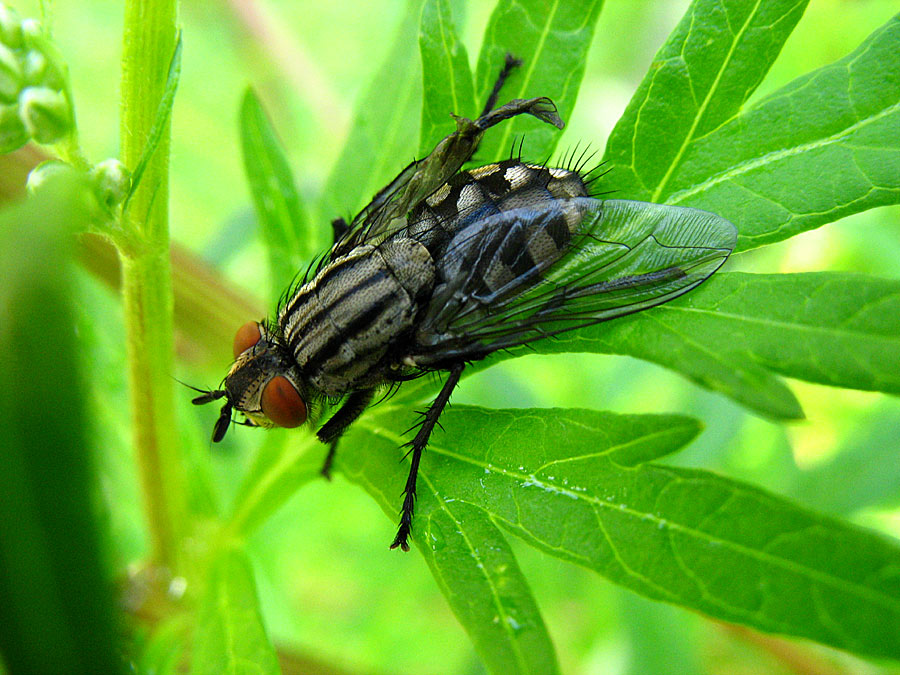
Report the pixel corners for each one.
[192,321,308,442]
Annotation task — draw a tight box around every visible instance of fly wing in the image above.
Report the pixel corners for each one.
[326,98,564,262]
[411,198,737,364]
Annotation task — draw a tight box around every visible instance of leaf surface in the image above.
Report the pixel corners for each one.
[190,548,279,675]
[240,88,312,301]
[473,0,604,163]
[419,0,476,155]
[605,0,808,201]
[342,414,564,675]
[607,9,900,251]
[353,405,900,660]
[672,14,900,251]
[526,272,900,418]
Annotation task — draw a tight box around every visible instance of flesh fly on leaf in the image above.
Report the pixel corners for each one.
[193,59,737,551]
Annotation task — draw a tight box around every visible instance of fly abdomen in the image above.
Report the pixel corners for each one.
[416,197,596,345]
[280,239,435,395]
[473,204,576,299]
[407,159,588,255]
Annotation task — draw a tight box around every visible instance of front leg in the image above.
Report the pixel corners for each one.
[391,364,464,551]
[317,389,374,479]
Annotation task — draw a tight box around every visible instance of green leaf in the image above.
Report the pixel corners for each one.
[225,431,322,539]
[133,615,190,675]
[473,0,604,163]
[318,0,424,223]
[525,271,900,419]
[240,88,312,301]
[190,548,280,675]
[0,172,122,674]
[418,503,559,675]
[665,14,899,251]
[342,406,699,672]
[418,0,476,155]
[124,30,181,211]
[360,405,900,660]
[605,0,808,202]
[342,411,571,675]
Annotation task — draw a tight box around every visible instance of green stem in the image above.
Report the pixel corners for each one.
[119,0,185,569]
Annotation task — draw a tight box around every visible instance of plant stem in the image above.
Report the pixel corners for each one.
[119,0,186,570]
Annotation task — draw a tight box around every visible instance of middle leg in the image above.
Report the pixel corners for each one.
[390,364,464,551]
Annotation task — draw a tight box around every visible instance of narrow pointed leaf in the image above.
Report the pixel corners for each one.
[240,88,312,301]
[342,417,562,675]
[666,14,900,251]
[190,548,279,675]
[125,31,182,209]
[605,0,808,202]
[0,173,121,674]
[419,0,476,155]
[525,271,900,418]
[473,0,604,163]
[319,0,424,222]
[362,405,900,660]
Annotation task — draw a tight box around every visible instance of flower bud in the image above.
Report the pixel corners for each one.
[22,49,47,86]
[0,5,23,48]
[18,85,71,144]
[90,158,132,208]
[26,159,71,195]
[0,101,27,151]
[0,42,21,103]
[20,18,41,43]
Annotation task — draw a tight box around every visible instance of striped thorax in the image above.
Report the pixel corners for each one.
[279,238,435,395]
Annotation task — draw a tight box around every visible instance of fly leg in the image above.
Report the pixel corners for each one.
[469,53,523,159]
[317,389,375,479]
[391,364,464,551]
[479,53,522,119]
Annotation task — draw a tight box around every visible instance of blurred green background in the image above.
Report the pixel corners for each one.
[4,0,900,673]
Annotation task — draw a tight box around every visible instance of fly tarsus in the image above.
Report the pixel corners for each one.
[390,364,464,551]
[480,53,522,118]
[321,440,338,480]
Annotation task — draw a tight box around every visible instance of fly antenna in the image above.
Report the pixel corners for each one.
[172,376,227,405]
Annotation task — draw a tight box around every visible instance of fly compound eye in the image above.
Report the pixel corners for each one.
[233,321,262,358]
[261,375,307,428]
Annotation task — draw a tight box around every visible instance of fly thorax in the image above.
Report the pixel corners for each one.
[280,240,435,395]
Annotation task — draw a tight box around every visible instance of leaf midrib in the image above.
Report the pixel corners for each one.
[667,101,900,205]
[359,424,900,613]
[417,471,532,673]
[650,0,763,203]
[659,302,900,344]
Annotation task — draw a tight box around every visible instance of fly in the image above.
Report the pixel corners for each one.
[193,57,737,551]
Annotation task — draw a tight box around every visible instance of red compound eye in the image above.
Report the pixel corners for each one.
[261,375,307,428]
[233,321,262,358]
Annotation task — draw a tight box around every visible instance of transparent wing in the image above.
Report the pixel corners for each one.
[326,98,564,263]
[412,198,737,363]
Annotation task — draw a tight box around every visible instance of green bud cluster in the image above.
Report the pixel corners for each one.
[89,158,132,209]
[0,4,73,153]
[28,158,132,217]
